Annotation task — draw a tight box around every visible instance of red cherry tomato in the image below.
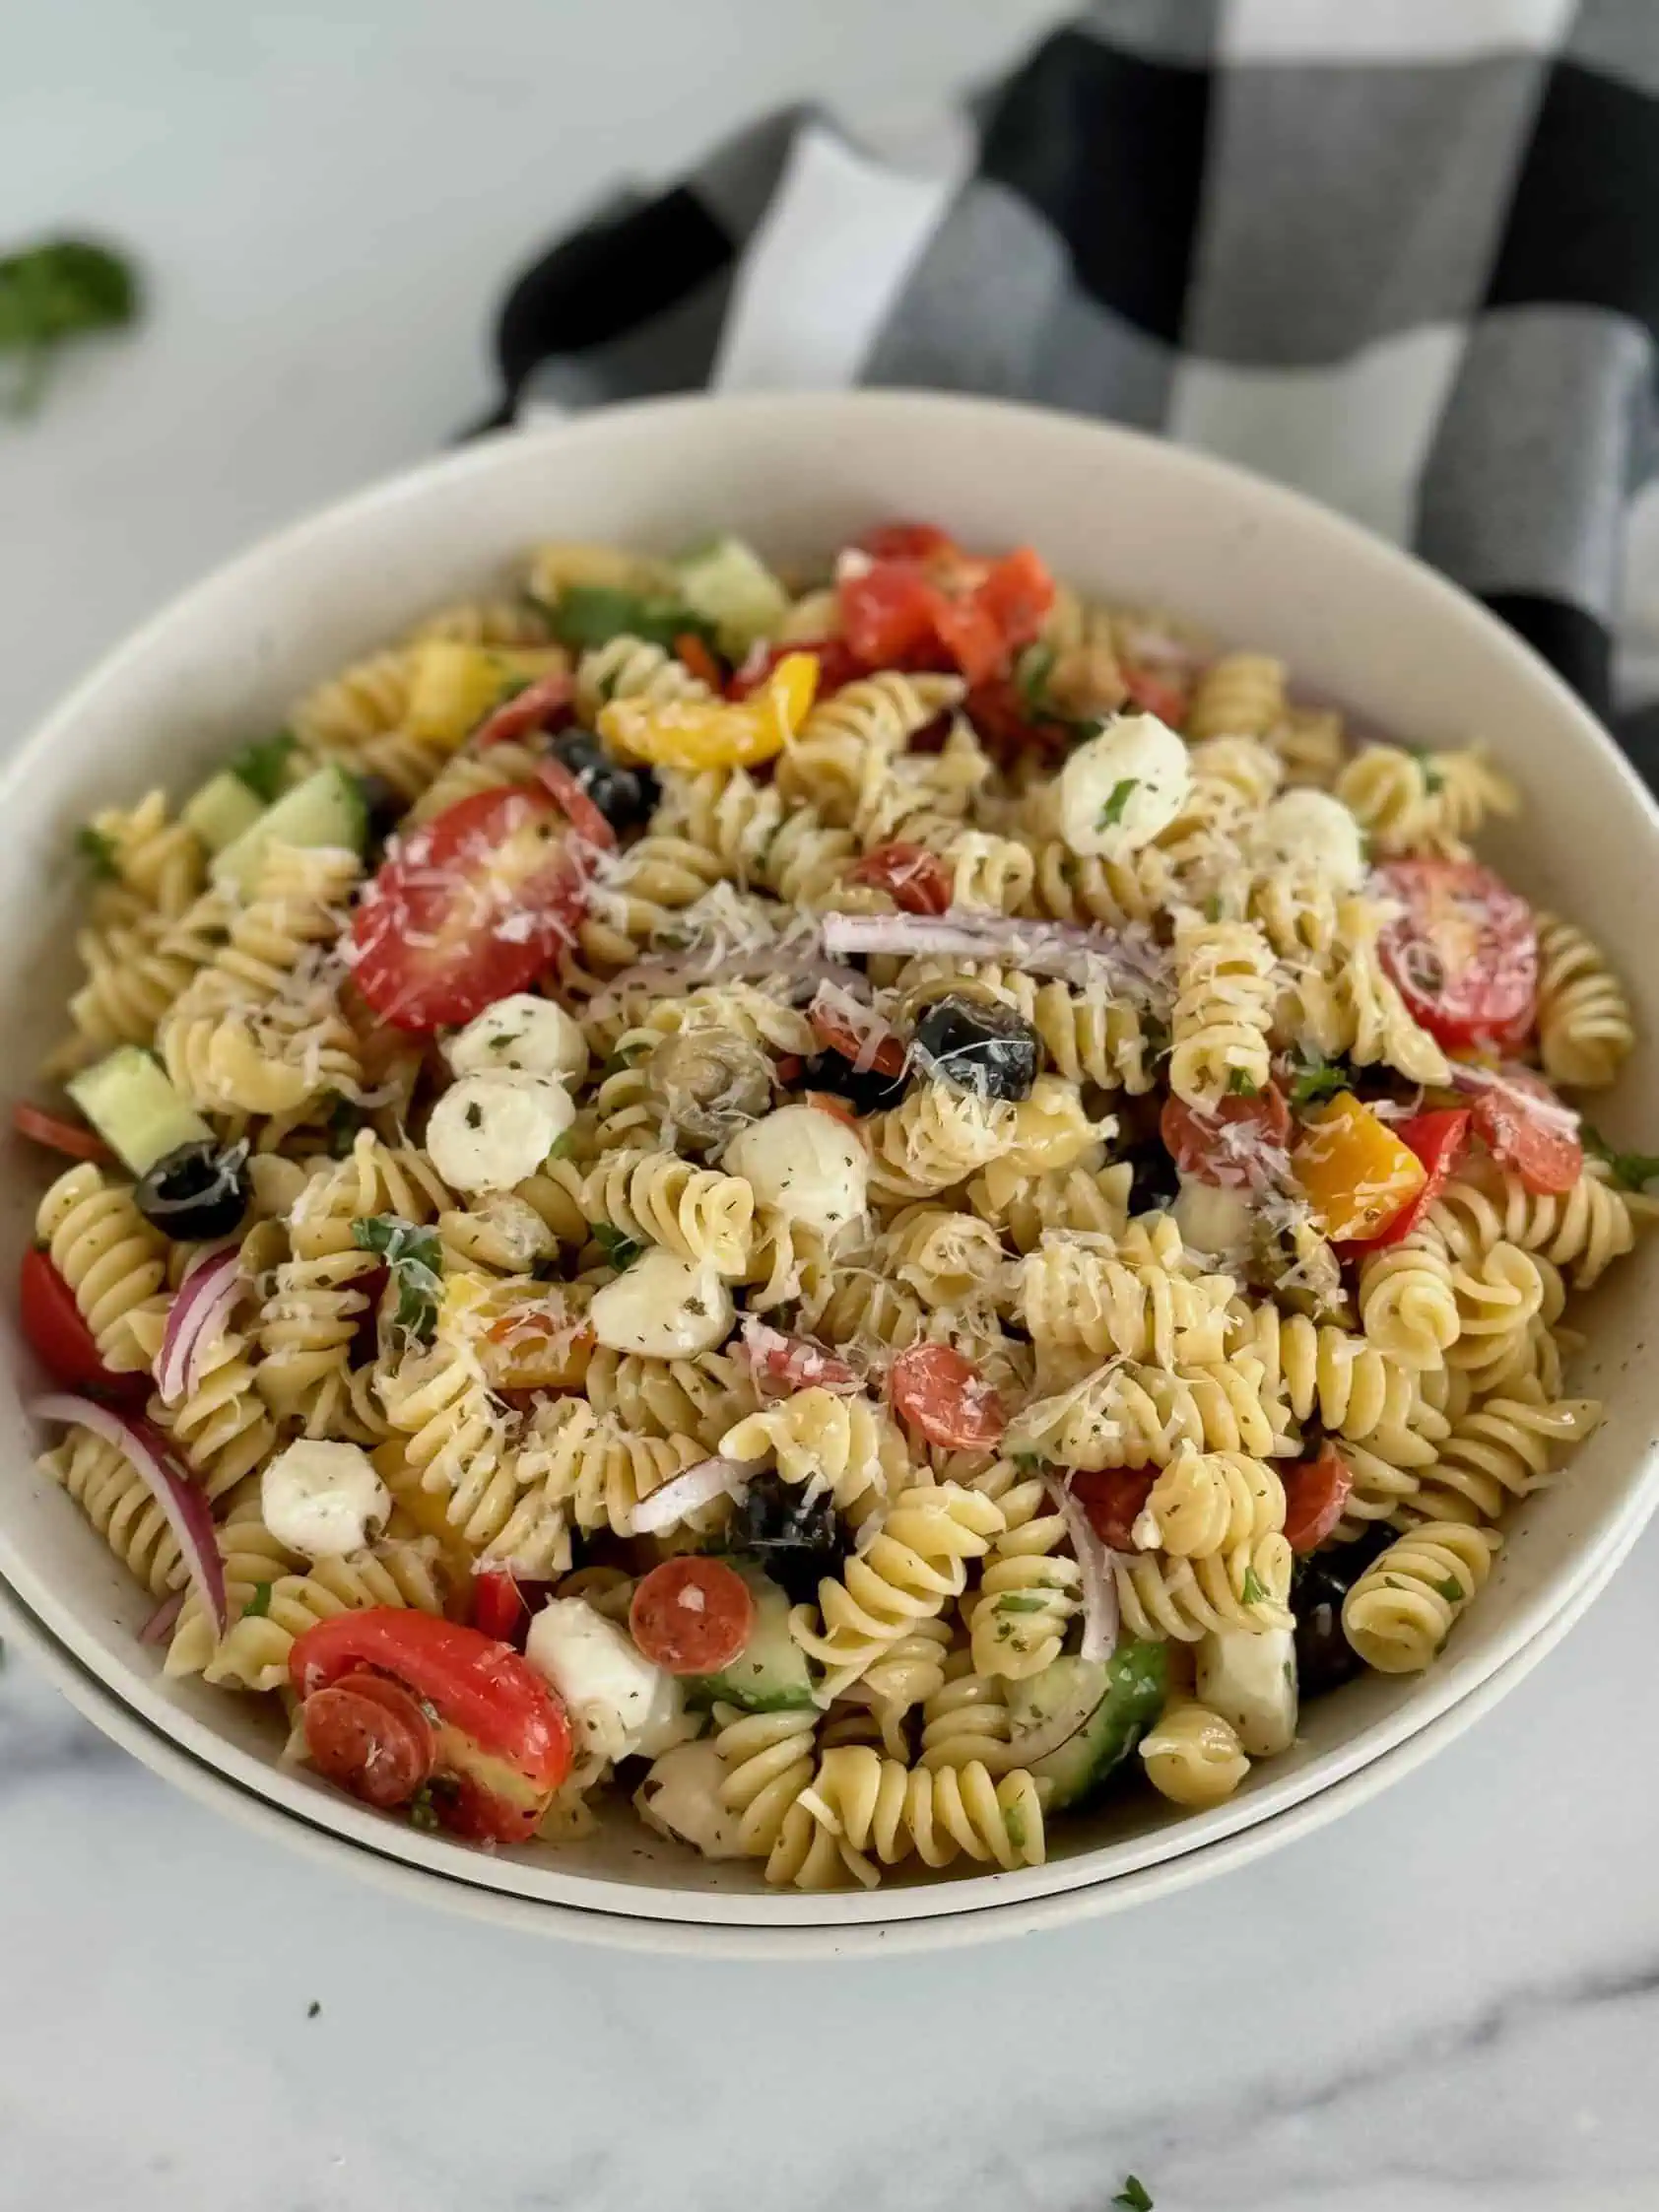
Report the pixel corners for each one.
[12,1103,111,1163]
[846,840,953,916]
[931,592,1007,687]
[963,677,1072,770]
[807,990,906,1079]
[728,638,862,700]
[533,754,617,851]
[1468,1066,1584,1196]
[1071,1468,1156,1552]
[471,1570,529,1646]
[1121,666,1191,726]
[19,1247,147,1399]
[1374,859,1538,1052]
[1282,1444,1356,1554]
[1360,1108,1471,1248]
[838,562,944,669]
[889,1343,1006,1449]
[856,521,958,562]
[973,547,1056,657]
[301,1669,435,1809]
[1161,1086,1292,1189]
[630,1558,755,1677]
[349,785,588,1034]
[471,665,574,750]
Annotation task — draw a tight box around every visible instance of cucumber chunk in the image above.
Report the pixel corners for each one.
[1006,1642,1168,1811]
[181,770,265,855]
[211,763,366,897]
[67,1047,213,1177]
[688,1565,815,1712]
[673,535,789,657]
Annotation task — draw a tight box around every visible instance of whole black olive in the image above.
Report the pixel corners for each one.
[1117,1137,1179,1213]
[1292,1523,1396,1700]
[354,773,405,850]
[134,1140,251,1240]
[911,993,1039,1103]
[548,730,659,834]
[729,1473,848,1606]
[798,1049,907,1116]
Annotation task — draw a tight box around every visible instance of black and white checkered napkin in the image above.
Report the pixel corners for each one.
[478,0,1659,782]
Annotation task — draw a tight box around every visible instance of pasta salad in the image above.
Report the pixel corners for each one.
[17,520,1651,1888]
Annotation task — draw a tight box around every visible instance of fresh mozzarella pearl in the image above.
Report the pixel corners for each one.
[588,1248,735,1357]
[444,994,589,1089]
[1172,1174,1255,1265]
[426,1072,574,1195]
[260,1440,390,1560]
[723,1105,868,1235]
[1248,788,1366,891]
[634,1741,748,1859]
[526,1597,688,1765]
[1058,712,1191,858]
[1196,1627,1298,1756]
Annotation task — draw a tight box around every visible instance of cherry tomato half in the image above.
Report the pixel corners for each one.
[12,1103,112,1163]
[1071,1468,1156,1552]
[1374,859,1538,1052]
[19,1247,146,1399]
[1469,1066,1584,1196]
[301,1670,435,1808]
[856,521,958,562]
[1161,1085,1292,1189]
[889,1343,1006,1449]
[349,785,588,1034]
[839,562,944,669]
[1360,1107,1471,1248]
[630,1558,755,1676]
[1282,1445,1355,1554]
[846,840,953,916]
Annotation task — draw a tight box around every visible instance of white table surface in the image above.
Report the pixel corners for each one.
[5,7,1659,2207]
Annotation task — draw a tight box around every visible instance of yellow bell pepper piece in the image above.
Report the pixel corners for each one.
[599,650,820,770]
[438,1271,592,1391]
[1292,1092,1427,1241]
[405,642,567,752]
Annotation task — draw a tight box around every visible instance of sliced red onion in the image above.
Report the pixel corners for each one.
[821,908,1169,999]
[139,1588,186,1646]
[1047,1474,1120,1662]
[737,1315,861,1395]
[631,1455,752,1534]
[32,1394,228,1638]
[155,1245,244,1405]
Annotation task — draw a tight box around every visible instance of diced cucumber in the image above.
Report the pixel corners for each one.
[211,764,367,897]
[673,535,789,657]
[1006,1643,1168,1812]
[66,1047,213,1177]
[181,770,266,855]
[688,1565,815,1712]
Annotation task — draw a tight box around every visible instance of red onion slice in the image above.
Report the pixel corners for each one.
[32,1393,228,1637]
[631,1455,752,1534]
[1047,1473,1120,1662]
[155,1245,244,1405]
[139,1588,186,1646]
[820,908,1169,998]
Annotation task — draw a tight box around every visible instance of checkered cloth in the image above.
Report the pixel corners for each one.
[480,1,1659,781]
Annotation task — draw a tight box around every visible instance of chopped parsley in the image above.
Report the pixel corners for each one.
[996,1595,1047,1615]
[0,236,141,415]
[1015,640,1057,715]
[227,729,298,803]
[1583,1124,1659,1192]
[1095,777,1139,832]
[1225,1068,1259,1098]
[1287,1045,1349,1109]
[408,1784,441,1833]
[464,1101,483,1130]
[548,584,715,656]
[1432,1575,1466,1604]
[1011,1450,1051,1473]
[241,1581,273,1621]
[1407,742,1445,795]
[75,824,117,877]
[601,1041,648,1079]
[1004,1804,1027,1848]
[325,1095,366,1159]
[1112,2180,1154,2211]
[591,1222,644,1271]
[1239,1566,1268,1608]
[352,1215,443,1341]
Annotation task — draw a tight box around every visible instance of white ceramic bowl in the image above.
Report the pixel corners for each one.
[4,390,1657,1939]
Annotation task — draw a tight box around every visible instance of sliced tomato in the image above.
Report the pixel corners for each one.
[471,665,574,750]
[301,1669,435,1809]
[839,562,943,669]
[1468,1065,1583,1196]
[856,521,958,562]
[1374,859,1538,1052]
[1282,1444,1355,1554]
[963,677,1072,770]
[673,632,722,689]
[12,1103,112,1163]
[1360,1107,1471,1248]
[738,1317,860,1395]
[1161,1086,1292,1189]
[470,1570,557,1649]
[630,1558,754,1676]
[846,840,953,916]
[534,755,616,851]
[1121,666,1191,727]
[973,547,1056,657]
[1071,1467,1156,1552]
[889,1343,1006,1449]
[19,1247,147,1399]
[931,592,1007,687]
[729,638,861,701]
[807,987,906,1079]
[349,785,587,1034]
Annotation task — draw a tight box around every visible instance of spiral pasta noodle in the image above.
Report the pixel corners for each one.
[720,1388,909,1510]
[1140,1700,1250,1809]
[37,1164,166,1374]
[1342,1521,1501,1672]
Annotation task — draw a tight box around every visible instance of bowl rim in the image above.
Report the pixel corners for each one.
[7,385,1659,1930]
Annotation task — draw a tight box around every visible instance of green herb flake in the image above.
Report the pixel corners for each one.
[1432,1575,1466,1604]
[306,2000,321,2019]
[228,729,298,804]
[1225,1068,1259,1098]
[601,1040,648,1080]
[1240,1566,1268,1608]
[0,236,141,415]
[996,1595,1046,1615]
[352,1215,443,1342]
[1004,1804,1027,1848]
[1112,2179,1154,2212]
[1010,1450,1050,1473]
[1095,777,1139,832]
[591,1222,644,1271]
[1583,1124,1659,1193]
[465,1101,483,1131]
[1288,1046,1349,1109]
[75,824,117,878]
[546,1130,574,1160]
[325,1096,365,1159]
[1014,640,1057,716]
[241,1581,273,1621]
[408,1784,441,1833]
[549,584,713,656]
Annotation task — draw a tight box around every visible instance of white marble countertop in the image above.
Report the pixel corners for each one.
[5,7,1659,2207]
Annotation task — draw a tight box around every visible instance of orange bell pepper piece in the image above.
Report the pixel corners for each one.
[1291,1093,1427,1241]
